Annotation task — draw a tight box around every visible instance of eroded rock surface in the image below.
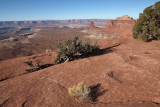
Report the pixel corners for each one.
[105,15,135,29]
[0,38,160,107]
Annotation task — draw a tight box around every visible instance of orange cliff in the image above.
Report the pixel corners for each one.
[104,15,136,38]
[105,15,135,29]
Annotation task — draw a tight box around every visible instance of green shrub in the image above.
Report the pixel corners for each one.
[132,1,160,41]
[54,36,99,64]
[24,61,34,67]
[25,69,35,73]
[24,61,41,72]
[24,60,53,72]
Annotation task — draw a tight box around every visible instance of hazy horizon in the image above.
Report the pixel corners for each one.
[0,0,159,21]
[0,18,113,22]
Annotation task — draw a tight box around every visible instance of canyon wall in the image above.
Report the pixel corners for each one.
[104,15,136,38]
[105,20,135,29]
[105,15,135,29]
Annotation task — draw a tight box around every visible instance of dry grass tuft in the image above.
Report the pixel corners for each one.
[68,82,92,102]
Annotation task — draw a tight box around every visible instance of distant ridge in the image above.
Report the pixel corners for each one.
[0,19,110,27]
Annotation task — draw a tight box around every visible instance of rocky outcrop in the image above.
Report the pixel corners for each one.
[105,15,135,29]
[88,21,95,29]
[117,15,134,20]
[104,15,136,38]
[105,20,135,29]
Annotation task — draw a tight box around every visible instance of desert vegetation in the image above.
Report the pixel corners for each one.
[132,1,160,41]
[54,36,100,64]
[24,61,53,72]
[68,82,92,102]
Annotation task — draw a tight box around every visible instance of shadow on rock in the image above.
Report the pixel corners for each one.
[89,83,108,102]
[75,44,120,60]
[25,63,53,73]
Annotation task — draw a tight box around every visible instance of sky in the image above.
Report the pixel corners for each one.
[0,0,159,21]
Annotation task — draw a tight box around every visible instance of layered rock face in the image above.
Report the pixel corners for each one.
[105,15,135,29]
[117,15,134,20]
[104,15,136,38]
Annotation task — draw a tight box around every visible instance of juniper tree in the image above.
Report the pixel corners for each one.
[132,1,160,41]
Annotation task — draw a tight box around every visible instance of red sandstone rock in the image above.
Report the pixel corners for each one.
[1,38,160,106]
[105,15,135,29]
[103,15,136,38]
[88,20,96,29]
[117,15,134,20]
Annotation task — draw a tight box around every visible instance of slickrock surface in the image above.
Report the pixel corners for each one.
[0,37,160,107]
